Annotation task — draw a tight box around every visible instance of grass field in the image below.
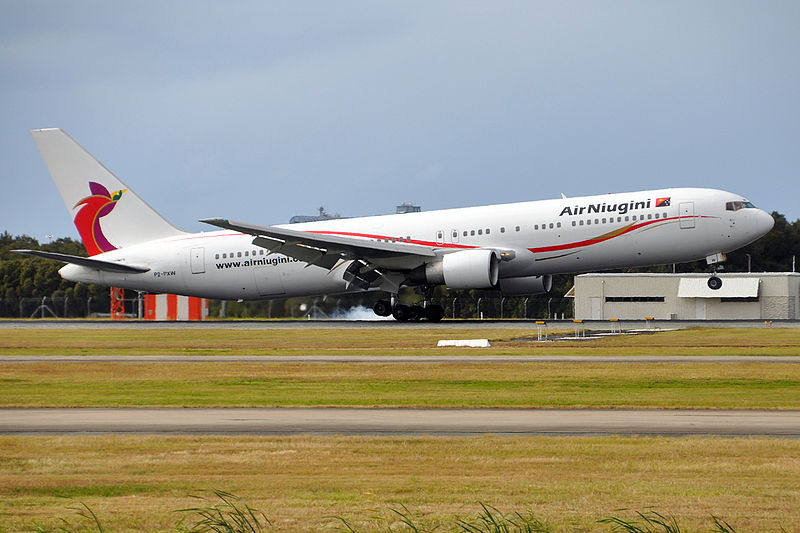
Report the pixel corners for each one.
[1,361,799,409]
[1,435,799,532]
[1,326,800,356]
[1,327,799,409]
[1,326,799,531]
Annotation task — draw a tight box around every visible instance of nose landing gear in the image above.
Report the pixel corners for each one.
[706,252,726,290]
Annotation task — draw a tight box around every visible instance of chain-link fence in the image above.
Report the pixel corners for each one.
[443,296,573,320]
[2,295,573,320]
[4,296,143,319]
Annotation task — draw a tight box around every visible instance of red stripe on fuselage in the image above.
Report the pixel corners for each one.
[528,216,711,254]
[307,230,477,249]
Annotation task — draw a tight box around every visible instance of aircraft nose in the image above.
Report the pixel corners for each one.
[758,209,775,235]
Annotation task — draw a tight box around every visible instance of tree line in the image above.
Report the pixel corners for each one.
[1,211,797,319]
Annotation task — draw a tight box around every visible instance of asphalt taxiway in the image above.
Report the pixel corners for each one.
[2,319,799,329]
[1,408,798,436]
[2,355,800,363]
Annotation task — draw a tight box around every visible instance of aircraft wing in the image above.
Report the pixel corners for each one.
[11,250,150,273]
[201,218,435,261]
[200,218,439,291]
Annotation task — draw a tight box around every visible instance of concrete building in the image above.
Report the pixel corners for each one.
[573,272,800,321]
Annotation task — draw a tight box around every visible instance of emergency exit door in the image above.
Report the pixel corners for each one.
[190,247,205,274]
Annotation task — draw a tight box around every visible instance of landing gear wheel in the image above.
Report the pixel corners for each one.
[373,299,392,317]
[707,276,723,290]
[409,305,425,321]
[425,304,445,322]
[392,304,412,321]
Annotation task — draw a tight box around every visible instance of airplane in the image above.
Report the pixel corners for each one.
[14,128,775,321]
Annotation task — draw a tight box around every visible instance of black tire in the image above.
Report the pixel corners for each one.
[425,304,445,322]
[373,299,392,317]
[392,304,412,321]
[707,276,723,290]
[410,305,425,321]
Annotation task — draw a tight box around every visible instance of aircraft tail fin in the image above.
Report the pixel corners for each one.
[30,128,186,256]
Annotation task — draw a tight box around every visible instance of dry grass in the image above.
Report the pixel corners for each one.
[1,327,799,356]
[2,326,799,531]
[0,435,797,532]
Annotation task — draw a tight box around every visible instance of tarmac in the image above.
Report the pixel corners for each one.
[1,318,799,329]
[1,407,798,436]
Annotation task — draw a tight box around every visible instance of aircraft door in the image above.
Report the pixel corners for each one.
[679,202,695,229]
[190,247,205,274]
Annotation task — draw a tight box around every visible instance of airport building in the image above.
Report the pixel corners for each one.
[572,272,800,321]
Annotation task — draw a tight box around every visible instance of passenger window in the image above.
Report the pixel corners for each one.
[245,251,249,256]
[549,223,554,229]
[486,228,490,235]
[648,214,652,220]
[478,229,483,235]
[579,220,584,226]
[594,220,598,225]
[463,231,468,237]
[557,222,561,228]
[587,220,591,225]
[617,217,622,223]
[534,224,538,230]
[216,254,220,259]
[572,221,576,226]
[471,230,475,236]
[237,252,242,258]
[632,216,637,221]
[625,216,629,222]
[452,231,458,239]
[515,226,520,232]
[500,227,505,233]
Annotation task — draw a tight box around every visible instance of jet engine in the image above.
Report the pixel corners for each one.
[498,274,552,295]
[410,249,500,289]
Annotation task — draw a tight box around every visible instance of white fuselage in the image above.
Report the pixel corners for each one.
[59,187,774,300]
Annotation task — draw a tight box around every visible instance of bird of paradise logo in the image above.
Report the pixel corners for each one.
[73,181,127,256]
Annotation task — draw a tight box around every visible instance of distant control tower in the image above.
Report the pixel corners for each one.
[396,202,421,214]
[289,206,345,224]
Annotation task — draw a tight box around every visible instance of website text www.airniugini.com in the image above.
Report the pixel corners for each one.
[215,256,301,270]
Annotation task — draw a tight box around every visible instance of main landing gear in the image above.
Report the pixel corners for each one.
[373,286,445,322]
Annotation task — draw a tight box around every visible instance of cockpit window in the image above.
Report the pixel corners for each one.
[726,201,756,211]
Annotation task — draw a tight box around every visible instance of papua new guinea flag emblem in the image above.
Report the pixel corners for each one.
[655,197,671,207]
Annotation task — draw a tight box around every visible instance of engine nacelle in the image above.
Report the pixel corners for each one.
[498,274,552,296]
[416,249,500,289]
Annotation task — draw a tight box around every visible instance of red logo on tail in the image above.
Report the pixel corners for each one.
[73,182,126,256]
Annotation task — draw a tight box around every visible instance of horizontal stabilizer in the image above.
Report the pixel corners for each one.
[11,250,150,273]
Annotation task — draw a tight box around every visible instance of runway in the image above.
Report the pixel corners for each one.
[2,355,800,364]
[2,408,798,436]
[2,319,800,329]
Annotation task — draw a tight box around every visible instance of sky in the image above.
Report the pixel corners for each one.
[1,1,799,243]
